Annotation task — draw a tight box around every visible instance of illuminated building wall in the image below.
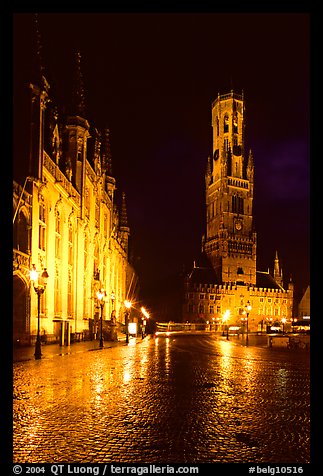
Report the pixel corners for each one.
[13,63,138,345]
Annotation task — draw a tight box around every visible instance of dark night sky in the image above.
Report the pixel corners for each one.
[13,12,310,299]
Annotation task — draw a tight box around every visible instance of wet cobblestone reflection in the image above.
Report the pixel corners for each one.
[13,335,310,463]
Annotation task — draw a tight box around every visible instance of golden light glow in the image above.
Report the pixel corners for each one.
[222,309,231,322]
[140,306,150,318]
[30,264,38,281]
[128,322,137,334]
[124,300,132,309]
[96,289,105,301]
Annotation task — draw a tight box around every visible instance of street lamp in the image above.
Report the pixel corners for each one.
[281,317,287,335]
[30,264,49,359]
[140,306,150,338]
[245,301,252,346]
[96,289,106,348]
[111,291,115,321]
[222,310,230,340]
[124,300,132,344]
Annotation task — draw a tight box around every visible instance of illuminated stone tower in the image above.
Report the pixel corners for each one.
[203,91,257,285]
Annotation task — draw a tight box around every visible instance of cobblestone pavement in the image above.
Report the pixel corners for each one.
[13,335,310,464]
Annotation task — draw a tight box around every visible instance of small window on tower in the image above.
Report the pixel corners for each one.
[233,114,238,133]
[224,115,229,133]
[237,267,244,274]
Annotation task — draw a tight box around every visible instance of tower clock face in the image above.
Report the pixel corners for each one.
[235,220,242,231]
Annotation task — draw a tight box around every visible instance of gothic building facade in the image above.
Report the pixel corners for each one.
[13,50,138,346]
[183,91,294,332]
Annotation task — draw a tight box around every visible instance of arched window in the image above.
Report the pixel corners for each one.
[93,239,99,280]
[14,211,29,253]
[68,221,73,266]
[55,211,61,260]
[84,234,88,271]
[39,197,46,251]
[233,113,238,133]
[224,115,229,133]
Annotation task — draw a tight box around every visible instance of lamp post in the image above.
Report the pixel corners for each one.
[222,310,230,340]
[111,291,115,321]
[140,306,150,338]
[245,301,252,346]
[281,317,286,335]
[30,264,49,359]
[124,300,132,344]
[96,289,106,348]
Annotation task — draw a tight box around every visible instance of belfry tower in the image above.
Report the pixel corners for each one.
[203,91,257,286]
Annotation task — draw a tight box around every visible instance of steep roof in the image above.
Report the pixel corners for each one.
[256,271,284,290]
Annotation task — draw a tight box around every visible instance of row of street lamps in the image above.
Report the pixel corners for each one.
[222,301,252,345]
[29,265,150,359]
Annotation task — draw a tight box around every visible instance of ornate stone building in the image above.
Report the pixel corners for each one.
[183,91,294,332]
[13,48,138,346]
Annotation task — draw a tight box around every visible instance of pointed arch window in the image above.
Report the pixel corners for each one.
[93,240,99,280]
[55,211,61,260]
[224,115,229,133]
[54,264,62,316]
[68,221,73,266]
[39,197,46,251]
[233,114,238,134]
[95,198,100,228]
[67,269,73,318]
[84,235,88,272]
[15,210,29,253]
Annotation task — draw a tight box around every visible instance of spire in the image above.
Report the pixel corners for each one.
[31,13,45,85]
[274,251,280,277]
[119,191,130,253]
[101,127,113,175]
[120,192,129,228]
[274,251,283,287]
[70,51,86,117]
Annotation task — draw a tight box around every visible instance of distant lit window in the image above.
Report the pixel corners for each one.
[209,305,214,314]
[210,295,215,300]
[200,294,205,300]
